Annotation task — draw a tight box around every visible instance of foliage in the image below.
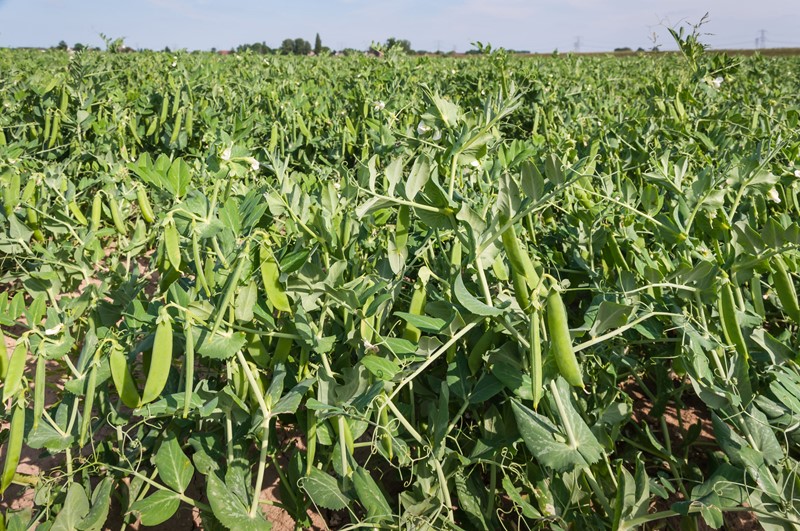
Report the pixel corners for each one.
[1,31,800,530]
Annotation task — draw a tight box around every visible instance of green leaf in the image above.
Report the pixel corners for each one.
[589,301,633,337]
[77,478,113,531]
[511,392,601,472]
[193,328,248,360]
[405,155,431,200]
[360,356,401,381]
[394,312,446,334]
[207,473,271,530]
[353,467,392,522]
[453,273,503,317]
[302,467,350,511]
[155,434,195,493]
[130,491,181,526]
[51,483,90,531]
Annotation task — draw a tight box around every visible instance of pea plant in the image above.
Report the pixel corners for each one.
[2,29,800,530]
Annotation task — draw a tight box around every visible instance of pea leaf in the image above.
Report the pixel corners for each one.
[207,473,271,530]
[453,273,503,317]
[302,467,350,511]
[129,491,180,526]
[51,483,90,531]
[155,434,195,493]
[360,356,401,381]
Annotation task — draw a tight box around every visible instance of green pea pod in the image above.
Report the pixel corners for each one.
[306,409,317,475]
[772,256,800,324]
[184,105,194,139]
[468,328,494,375]
[164,219,181,270]
[141,308,173,405]
[268,122,279,153]
[718,280,749,362]
[191,229,210,297]
[109,342,140,409]
[0,328,8,379]
[511,270,530,311]
[750,276,766,319]
[159,96,169,125]
[530,306,543,409]
[79,350,100,446]
[32,355,45,431]
[59,86,68,114]
[182,315,195,418]
[210,242,249,336]
[47,112,60,149]
[169,109,183,145]
[3,338,28,402]
[91,193,103,231]
[42,110,52,145]
[136,187,155,224]
[68,200,88,226]
[108,195,127,236]
[546,289,583,388]
[403,269,429,343]
[379,395,393,461]
[259,240,292,314]
[146,115,159,137]
[499,215,540,293]
[1,396,25,494]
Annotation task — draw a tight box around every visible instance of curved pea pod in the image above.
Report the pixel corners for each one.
[164,219,181,270]
[141,308,173,405]
[1,396,25,494]
[259,240,292,314]
[771,256,800,325]
[47,112,61,149]
[32,355,45,431]
[499,215,540,293]
[545,289,583,388]
[718,280,749,362]
[136,187,155,224]
[109,342,140,409]
[108,195,127,236]
[68,200,88,226]
[3,338,28,402]
[511,270,530,311]
[79,350,100,446]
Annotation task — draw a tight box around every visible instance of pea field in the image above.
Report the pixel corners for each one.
[2,33,800,530]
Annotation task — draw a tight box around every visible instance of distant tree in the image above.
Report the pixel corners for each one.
[164,46,171,53]
[56,40,68,50]
[280,38,295,55]
[314,33,322,55]
[614,47,632,52]
[73,43,85,51]
[385,37,412,53]
[294,38,311,55]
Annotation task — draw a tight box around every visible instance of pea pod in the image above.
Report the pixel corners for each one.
[259,240,292,314]
[109,342,140,409]
[1,396,25,494]
[718,280,749,362]
[3,338,28,402]
[182,315,195,418]
[159,96,169,125]
[546,289,583,388]
[141,308,173,405]
[306,408,317,475]
[107,195,127,236]
[42,110,52,145]
[379,395,393,461]
[91,193,103,231]
[403,267,429,342]
[32,355,45,431]
[136,187,155,224]
[164,218,181,270]
[499,215,540,296]
[0,328,8,379]
[184,105,194,139]
[47,111,60,149]
[530,305,543,409]
[79,349,100,446]
[771,256,800,324]
[68,200,88,226]
[169,109,183,145]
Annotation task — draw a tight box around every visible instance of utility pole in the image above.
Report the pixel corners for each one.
[759,29,766,48]
[574,36,581,53]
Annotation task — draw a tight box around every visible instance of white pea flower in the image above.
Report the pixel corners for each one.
[470,159,480,168]
[432,129,441,141]
[417,121,431,135]
[171,61,177,68]
[373,100,385,111]
[768,188,781,203]
[44,323,64,336]
[794,169,800,178]
[221,146,232,161]
[710,76,723,88]
[333,181,341,190]
[248,158,260,171]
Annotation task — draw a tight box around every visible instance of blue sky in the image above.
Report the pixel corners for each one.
[0,0,798,52]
